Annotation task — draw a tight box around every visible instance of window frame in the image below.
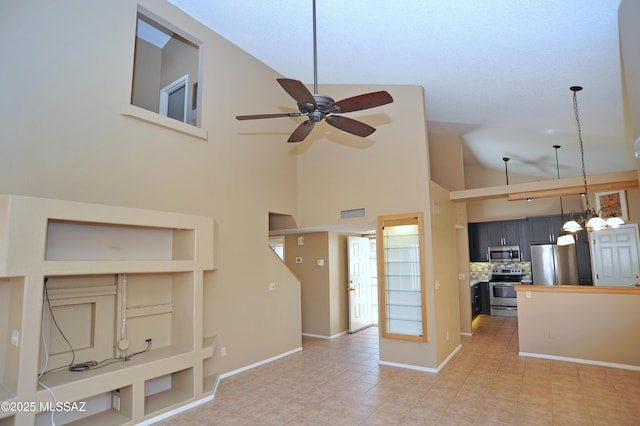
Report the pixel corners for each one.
[377,212,428,342]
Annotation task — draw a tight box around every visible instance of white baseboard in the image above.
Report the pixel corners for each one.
[378,344,462,374]
[220,347,303,379]
[519,351,640,371]
[379,360,438,373]
[139,394,214,425]
[302,331,347,339]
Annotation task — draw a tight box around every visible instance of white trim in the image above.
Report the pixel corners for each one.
[460,332,472,336]
[436,344,462,370]
[137,394,214,426]
[378,344,462,374]
[220,347,303,379]
[160,74,188,122]
[378,360,438,373]
[120,104,208,140]
[519,351,640,371]
[302,331,348,339]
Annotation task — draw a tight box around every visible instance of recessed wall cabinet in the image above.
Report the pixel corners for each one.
[0,194,217,425]
[378,213,428,341]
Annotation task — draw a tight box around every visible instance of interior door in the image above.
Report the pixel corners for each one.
[590,224,640,286]
[348,236,373,333]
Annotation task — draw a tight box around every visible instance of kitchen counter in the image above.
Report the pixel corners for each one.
[514,284,640,294]
[514,284,640,369]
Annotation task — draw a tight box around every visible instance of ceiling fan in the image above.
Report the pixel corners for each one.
[235,0,393,143]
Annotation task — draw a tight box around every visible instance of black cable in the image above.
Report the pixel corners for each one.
[43,280,77,370]
[39,279,152,377]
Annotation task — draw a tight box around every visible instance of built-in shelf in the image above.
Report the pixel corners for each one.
[0,415,15,425]
[0,194,217,424]
[144,368,194,416]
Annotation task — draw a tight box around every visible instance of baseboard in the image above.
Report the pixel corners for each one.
[302,331,347,339]
[437,344,463,371]
[378,343,462,374]
[220,346,303,379]
[137,394,214,426]
[519,351,640,371]
[378,360,438,373]
[460,332,472,336]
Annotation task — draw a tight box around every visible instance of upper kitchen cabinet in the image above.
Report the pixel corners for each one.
[528,215,565,244]
[468,220,529,261]
[468,222,490,262]
[487,220,522,246]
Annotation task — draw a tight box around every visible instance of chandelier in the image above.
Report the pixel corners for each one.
[561,86,624,234]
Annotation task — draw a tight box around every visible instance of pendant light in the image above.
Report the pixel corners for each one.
[503,157,510,185]
[561,86,624,233]
[554,145,575,246]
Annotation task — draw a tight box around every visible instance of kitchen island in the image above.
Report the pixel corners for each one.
[514,284,640,370]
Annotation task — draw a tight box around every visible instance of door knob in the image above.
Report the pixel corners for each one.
[348,287,355,291]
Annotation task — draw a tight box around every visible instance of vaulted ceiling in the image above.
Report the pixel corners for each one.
[170,0,636,181]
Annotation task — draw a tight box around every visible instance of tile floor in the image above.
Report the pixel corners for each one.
[159,315,640,425]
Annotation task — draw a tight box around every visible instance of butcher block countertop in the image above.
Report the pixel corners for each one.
[513,284,640,295]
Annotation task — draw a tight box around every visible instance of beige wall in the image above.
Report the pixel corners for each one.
[517,289,640,367]
[0,0,302,375]
[284,232,331,336]
[428,132,466,191]
[295,85,430,231]
[429,182,464,364]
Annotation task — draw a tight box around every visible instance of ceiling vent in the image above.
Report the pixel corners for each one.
[340,208,365,220]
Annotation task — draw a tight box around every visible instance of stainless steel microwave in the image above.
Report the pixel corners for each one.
[488,245,521,262]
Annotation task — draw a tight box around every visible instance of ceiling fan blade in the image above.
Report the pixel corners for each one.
[325,115,376,138]
[328,91,393,113]
[236,112,301,120]
[277,78,317,108]
[288,120,315,143]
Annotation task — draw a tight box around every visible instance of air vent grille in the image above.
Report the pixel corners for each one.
[340,208,365,220]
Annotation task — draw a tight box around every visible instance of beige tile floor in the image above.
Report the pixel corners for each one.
[159,315,640,425]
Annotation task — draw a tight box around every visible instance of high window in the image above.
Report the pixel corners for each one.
[131,11,200,127]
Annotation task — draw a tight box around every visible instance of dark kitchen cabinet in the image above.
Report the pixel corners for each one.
[575,230,593,285]
[528,214,565,244]
[468,220,528,262]
[487,220,521,246]
[471,282,490,318]
[468,222,490,262]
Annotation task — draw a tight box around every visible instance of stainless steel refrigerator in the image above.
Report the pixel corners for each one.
[530,244,579,285]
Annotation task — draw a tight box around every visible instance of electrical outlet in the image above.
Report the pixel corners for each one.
[221,347,227,357]
[11,329,19,347]
[446,331,450,341]
[269,282,276,291]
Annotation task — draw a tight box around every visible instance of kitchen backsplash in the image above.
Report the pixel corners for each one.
[469,261,532,282]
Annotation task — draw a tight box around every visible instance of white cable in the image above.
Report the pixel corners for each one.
[38,380,57,426]
[39,283,57,425]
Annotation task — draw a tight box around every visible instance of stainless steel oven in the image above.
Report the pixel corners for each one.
[489,268,522,317]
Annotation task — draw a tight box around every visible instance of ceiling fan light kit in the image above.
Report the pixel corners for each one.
[561,86,624,234]
[235,0,393,143]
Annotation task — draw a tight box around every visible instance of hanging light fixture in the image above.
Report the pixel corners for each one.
[553,145,575,246]
[561,86,624,233]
